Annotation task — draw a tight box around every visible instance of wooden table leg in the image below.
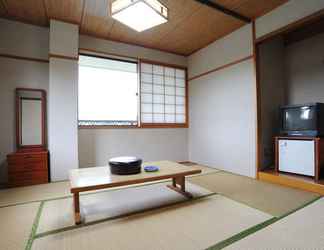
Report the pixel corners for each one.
[73,192,81,225]
[167,176,193,199]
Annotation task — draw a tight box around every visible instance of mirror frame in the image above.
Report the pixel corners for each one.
[16,88,47,150]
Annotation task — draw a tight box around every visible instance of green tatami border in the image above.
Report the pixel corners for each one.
[206,195,322,250]
[25,201,44,250]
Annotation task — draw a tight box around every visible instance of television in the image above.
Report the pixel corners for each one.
[280,103,324,137]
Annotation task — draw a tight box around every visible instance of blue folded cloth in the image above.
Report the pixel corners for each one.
[144,166,159,172]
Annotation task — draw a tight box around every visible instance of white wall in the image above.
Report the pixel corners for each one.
[79,129,188,168]
[188,24,252,78]
[48,20,79,181]
[256,0,324,39]
[50,21,79,57]
[188,25,257,178]
[285,32,324,104]
[0,18,49,59]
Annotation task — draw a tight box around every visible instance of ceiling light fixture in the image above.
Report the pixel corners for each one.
[111,0,168,32]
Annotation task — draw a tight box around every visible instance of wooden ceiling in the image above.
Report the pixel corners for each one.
[0,0,288,56]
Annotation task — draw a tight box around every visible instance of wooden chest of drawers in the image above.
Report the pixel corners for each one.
[7,150,49,187]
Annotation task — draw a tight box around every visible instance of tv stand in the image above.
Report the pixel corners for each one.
[275,136,324,182]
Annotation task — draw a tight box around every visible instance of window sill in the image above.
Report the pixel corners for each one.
[78,123,188,129]
[78,125,139,129]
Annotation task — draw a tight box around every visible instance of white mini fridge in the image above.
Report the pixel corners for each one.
[278,139,315,177]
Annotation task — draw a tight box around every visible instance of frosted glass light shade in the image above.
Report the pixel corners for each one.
[112,0,168,32]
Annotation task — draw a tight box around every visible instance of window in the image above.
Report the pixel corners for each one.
[78,55,188,128]
[140,61,187,125]
[78,55,138,126]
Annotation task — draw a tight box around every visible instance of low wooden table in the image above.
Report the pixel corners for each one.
[69,161,201,224]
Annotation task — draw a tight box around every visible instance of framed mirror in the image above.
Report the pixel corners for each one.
[16,88,46,149]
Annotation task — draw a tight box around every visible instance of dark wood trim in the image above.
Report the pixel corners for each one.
[274,137,279,173]
[49,53,79,61]
[192,0,251,23]
[15,91,19,150]
[315,138,320,181]
[318,138,324,181]
[138,61,142,127]
[188,55,253,81]
[15,87,47,92]
[255,8,324,45]
[185,69,189,126]
[0,53,49,63]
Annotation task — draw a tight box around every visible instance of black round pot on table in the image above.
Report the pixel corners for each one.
[108,156,142,175]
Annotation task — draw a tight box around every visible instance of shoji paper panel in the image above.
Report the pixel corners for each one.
[140,62,186,124]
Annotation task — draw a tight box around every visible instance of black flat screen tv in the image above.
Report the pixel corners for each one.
[280,103,324,137]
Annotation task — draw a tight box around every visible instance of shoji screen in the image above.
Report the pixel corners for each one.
[140,61,187,126]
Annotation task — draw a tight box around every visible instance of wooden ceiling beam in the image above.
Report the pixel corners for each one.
[192,0,251,23]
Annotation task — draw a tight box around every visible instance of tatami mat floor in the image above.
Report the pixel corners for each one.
[224,197,324,250]
[31,195,271,250]
[0,162,322,250]
[188,171,319,217]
